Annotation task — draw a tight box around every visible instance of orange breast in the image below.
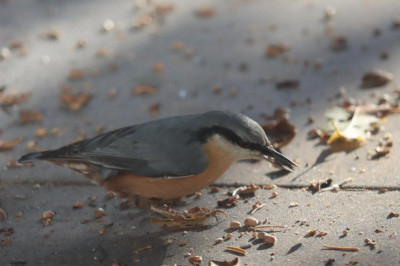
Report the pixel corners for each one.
[100,140,236,199]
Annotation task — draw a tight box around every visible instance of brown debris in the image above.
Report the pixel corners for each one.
[236,184,260,196]
[41,211,55,226]
[361,70,393,88]
[94,208,107,219]
[72,202,85,209]
[5,159,32,169]
[0,91,31,107]
[45,29,62,40]
[0,208,7,220]
[209,257,240,266]
[217,195,239,208]
[225,246,247,256]
[35,128,48,138]
[276,80,299,90]
[149,103,160,116]
[265,43,289,58]
[131,245,152,255]
[189,255,203,265]
[0,137,23,151]
[68,69,86,80]
[195,7,217,18]
[152,62,164,73]
[364,238,377,247]
[60,87,92,111]
[18,109,44,124]
[261,118,296,150]
[331,36,347,52]
[308,178,332,192]
[322,245,360,252]
[150,205,225,228]
[133,85,157,95]
[1,239,12,246]
[388,212,400,218]
[305,229,317,237]
[0,228,14,236]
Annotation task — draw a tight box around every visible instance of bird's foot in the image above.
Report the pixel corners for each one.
[150,205,226,229]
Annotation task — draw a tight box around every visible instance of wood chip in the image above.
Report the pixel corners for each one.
[0,137,23,151]
[364,238,377,247]
[225,246,247,255]
[244,217,259,227]
[322,245,360,252]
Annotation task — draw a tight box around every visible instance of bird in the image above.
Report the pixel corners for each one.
[18,111,296,207]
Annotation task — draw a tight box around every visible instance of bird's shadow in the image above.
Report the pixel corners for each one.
[291,147,358,182]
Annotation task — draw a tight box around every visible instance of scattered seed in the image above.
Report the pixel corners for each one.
[215,238,224,244]
[195,192,202,199]
[195,7,216,18]
[229,221,242,229]
[94,208,107,219]
[179,241,188,246]
[289,202,299,208]
[264,184,277,190]
[41,211,55,220]
[271,192,278,197]
[364,238,377,247]
[210,186,220,193]
[226,233,233,240]
[305,229,317,237]
[188,255,202,265]
[209,257,240,266]
[244,217,259,227]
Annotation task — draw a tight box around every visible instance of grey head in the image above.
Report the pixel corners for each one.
[190,111,297,171]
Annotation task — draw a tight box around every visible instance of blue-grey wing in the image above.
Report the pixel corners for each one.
[47,119,209,178]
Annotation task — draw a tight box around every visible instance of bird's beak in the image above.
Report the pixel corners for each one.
[263,146,298,172]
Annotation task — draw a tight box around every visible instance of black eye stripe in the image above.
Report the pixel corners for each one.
[196,126,263,152]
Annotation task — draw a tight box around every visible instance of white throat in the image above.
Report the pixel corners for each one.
[209,134,261,160]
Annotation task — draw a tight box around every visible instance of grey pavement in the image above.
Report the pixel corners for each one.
[1,0,400,265]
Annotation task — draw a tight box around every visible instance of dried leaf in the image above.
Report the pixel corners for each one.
[361,70,393,88]
[261,118,297,149]
[0,137,23,151]
[18,109,43,124]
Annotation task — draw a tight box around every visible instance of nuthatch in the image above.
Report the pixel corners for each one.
[19,111,296,203]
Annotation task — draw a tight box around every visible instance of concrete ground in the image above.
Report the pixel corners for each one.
[1,0,400,265]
